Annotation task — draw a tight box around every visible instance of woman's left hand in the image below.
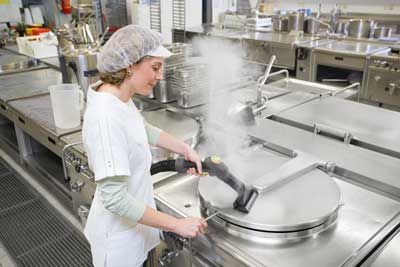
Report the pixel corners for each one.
[184,146,202,175]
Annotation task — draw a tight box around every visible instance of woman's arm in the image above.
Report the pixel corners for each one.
[98,175,207,238]
[139,207,207,238]
[156,131,202,173]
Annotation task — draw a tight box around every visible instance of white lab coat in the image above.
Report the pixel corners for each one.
[82,82,160,267]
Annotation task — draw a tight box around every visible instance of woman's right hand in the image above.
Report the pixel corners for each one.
[173,217,207,238]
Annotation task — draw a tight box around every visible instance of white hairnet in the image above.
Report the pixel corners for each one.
[97,25,163,73]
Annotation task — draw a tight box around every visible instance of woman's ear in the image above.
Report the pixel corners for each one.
[126,65,135,77]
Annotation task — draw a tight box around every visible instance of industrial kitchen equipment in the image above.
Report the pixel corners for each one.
[183,26,320,70]
[363,45,400,108]
[295,39,335,81]
[62,47,99,97]
[57,80,400,266]
[269,94,400,162]
[310,40,388,88]
[152,133,400,266]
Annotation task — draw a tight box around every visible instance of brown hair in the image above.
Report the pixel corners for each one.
[98,69,128,86]
[98,56,150,86]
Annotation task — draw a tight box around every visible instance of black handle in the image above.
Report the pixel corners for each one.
[152,158,247,198]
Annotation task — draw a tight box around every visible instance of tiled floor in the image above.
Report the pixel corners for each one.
[0,243,15,267]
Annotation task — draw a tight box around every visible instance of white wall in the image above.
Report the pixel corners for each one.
[263,0,400,15]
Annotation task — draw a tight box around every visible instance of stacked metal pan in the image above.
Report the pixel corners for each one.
[170,58,210,108]
[152,43,193,102]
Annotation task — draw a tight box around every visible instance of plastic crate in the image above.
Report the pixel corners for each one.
[16,33,58,59]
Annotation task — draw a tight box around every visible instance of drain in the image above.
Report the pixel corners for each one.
[0,158,93,267]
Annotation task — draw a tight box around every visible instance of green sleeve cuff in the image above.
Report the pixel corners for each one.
[97,176,146,222]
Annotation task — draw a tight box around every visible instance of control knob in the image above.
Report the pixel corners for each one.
[71,180,85,191]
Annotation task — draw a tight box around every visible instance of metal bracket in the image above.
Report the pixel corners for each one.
[313,123,353,144]
[253,151,329,194]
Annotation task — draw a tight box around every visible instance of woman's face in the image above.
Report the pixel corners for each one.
[129,56,164,96]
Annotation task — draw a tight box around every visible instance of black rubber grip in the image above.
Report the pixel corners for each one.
[175,159,198,173]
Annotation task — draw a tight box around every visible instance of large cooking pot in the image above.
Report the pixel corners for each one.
[288,11,305,32]
[373,26,392,39]
[272,15,288,32]
[304,17,320,34]
[334,20,348,34]
[141,109,201,163]
[347,19,374,38]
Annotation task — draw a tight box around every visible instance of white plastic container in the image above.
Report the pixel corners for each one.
[49,84,84,129]
[16,32,58,59]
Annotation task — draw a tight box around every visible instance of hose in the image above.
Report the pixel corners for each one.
[150,160,177,175]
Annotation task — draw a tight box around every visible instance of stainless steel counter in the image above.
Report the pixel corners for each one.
[0,68,60,120]
[7,94,81,156]
[0,48,48,75]
[314,40,388,57]
[296,39,335,49]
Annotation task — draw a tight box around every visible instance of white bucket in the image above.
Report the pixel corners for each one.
[49,84,84,129]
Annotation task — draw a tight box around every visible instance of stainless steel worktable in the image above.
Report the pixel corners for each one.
[0,48,49,74]
[237,31,320,46]
[314,40,388,57]
[0,68,61,120]
[3,45,60,69]
[7,94,81,156]
[185,26,321,46]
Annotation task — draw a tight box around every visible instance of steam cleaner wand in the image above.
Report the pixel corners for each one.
[151,157,258,213]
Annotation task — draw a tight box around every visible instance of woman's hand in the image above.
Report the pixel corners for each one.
[183,145,202,175]
[155,132,202,174]
[172,217,208,238]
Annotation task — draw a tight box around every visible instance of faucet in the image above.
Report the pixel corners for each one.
[256,55,276,108]
[308,16,334,35]
[227,55,277,125]
[330,4,341,33]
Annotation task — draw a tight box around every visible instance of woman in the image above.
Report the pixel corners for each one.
[82,25,207,267]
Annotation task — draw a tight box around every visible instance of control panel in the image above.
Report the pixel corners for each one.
[369,59,400,72]
[365,59,400,108]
